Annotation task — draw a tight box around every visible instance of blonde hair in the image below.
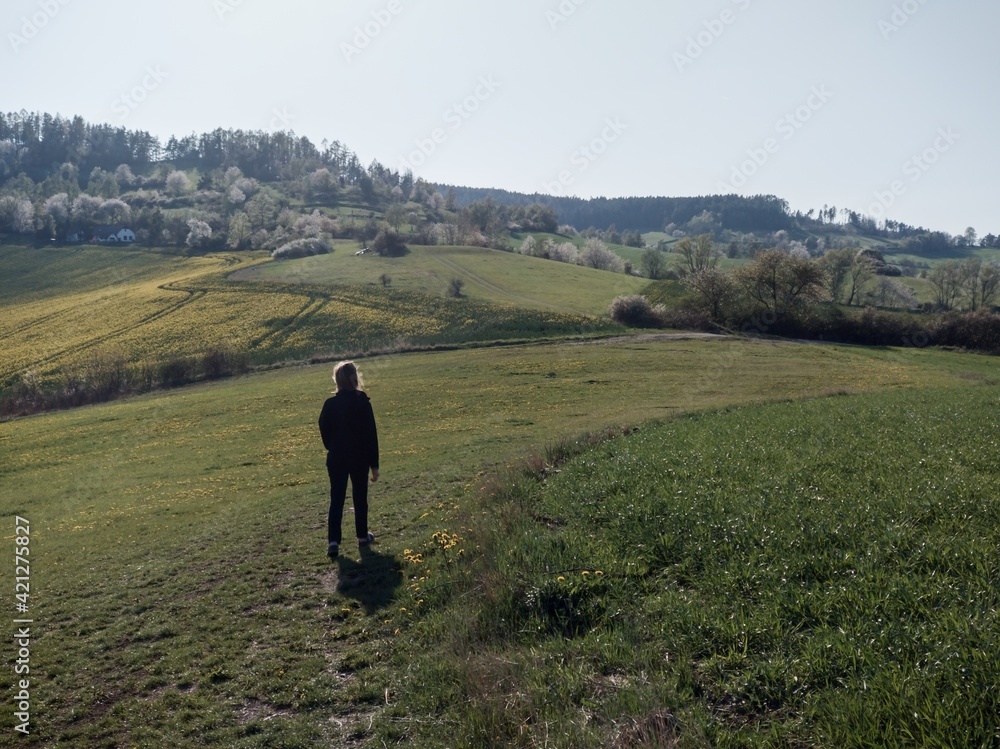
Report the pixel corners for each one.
[333,360,364,392]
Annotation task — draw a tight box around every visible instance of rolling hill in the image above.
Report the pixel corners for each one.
[236,241,649,317]
[0,242,619,406]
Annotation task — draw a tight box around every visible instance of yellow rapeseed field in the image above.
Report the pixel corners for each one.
[2,249,264,384]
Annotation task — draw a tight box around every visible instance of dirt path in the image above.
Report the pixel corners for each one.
[573,331,729,344]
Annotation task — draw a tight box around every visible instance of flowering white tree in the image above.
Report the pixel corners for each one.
[71,194,103,227]
[227,185,246,205]
[0,195,35,233]
[233,177,258,197]
[578,238,625,272]
[786,242,811,260]
[166,170,192,197]
[185,218,213,249]
[307,168,335,195]
[114,164,136,187]
[221,167,258,198]
[550,242,580,264]
[292,209,335,239]
[44,193,71,230]
[99,199,131,225]
[432,223,461,245]
[425,191,445,211]
[272,237,331,259]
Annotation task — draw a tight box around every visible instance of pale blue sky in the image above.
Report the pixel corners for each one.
[5,0,998,236]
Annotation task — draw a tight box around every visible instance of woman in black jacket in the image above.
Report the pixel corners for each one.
[318,361,379,559]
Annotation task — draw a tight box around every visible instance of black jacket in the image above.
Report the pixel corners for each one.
[318,389,379,469]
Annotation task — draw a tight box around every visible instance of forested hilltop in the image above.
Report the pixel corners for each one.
[2,110,994,255]
[434,185,794,234]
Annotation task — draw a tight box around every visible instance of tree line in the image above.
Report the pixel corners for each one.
[2,111,996,256]
[438,185,795,233]
[0,110,391,202]
[2,110,790,241]
[612,237,1000,355]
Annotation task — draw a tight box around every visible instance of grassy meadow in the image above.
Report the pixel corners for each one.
[2,331,999,746]
[426,385,1000,747]
[238,242,649,316]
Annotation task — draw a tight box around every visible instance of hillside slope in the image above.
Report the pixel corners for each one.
[236,242,648,317]
[0,243,616,397]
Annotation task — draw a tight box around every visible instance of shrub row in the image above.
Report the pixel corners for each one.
[0,346,249,419]
[611,293,1000,355]
[760,306,1000,353]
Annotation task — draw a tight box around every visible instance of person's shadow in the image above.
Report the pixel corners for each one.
[334,546,404,615]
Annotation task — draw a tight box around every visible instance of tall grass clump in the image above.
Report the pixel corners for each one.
[392,386,1000,747]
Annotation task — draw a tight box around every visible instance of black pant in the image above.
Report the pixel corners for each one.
[327,459,369,545]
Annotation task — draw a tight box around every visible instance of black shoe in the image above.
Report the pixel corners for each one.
[327,542,339,559]
[358,532,375,547]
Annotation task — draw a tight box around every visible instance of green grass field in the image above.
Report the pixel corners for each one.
[420,384,1000,747]
[239,242,648,317]
[2,332,998,746]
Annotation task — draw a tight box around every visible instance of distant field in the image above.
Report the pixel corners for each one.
[0,244,614,391]
[0,245,258,385]
[2,335,993,745]
[879,248,1000,306]
[642,231,675,246]
[238,242,648,316]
